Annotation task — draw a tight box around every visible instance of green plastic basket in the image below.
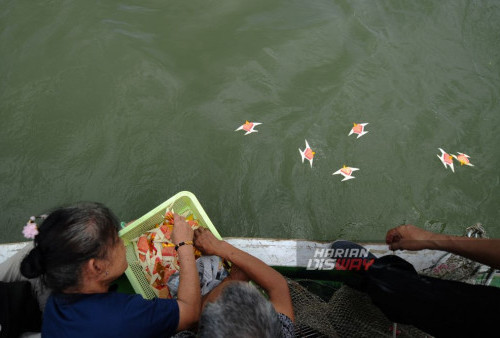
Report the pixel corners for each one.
[119,191,222,299]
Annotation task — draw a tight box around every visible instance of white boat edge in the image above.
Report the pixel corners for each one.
[225,238,500,284]
[0,241,31,265]
[2,238,497,277]
[226,237,447,271]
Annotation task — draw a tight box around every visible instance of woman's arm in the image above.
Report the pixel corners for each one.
[172,214,201,331]
[194,228,294,321]
[386,224,500,269]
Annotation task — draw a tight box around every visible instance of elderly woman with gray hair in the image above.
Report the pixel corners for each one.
[194,227,295,338]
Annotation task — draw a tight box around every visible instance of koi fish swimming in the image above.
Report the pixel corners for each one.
[437,148,455,173]
[349,123,369,138]
[299,140,315,168]
[332,165,359,181]
[235,120,262,135]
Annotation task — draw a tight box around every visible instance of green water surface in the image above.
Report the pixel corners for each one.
[1,0,499,243]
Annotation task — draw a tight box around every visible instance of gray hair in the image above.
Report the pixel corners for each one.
[198,281,282,338]
[20,202,120,293]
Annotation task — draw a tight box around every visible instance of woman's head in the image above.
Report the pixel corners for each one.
[198,281,282,338]
[20,202,127,293]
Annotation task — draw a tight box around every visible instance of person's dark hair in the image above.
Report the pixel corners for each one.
[198,282,282,338]
[20,202,120,293]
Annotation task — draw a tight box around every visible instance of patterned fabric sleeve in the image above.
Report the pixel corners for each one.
[278,312,296,338]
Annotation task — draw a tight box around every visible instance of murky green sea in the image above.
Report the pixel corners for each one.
[1,0,499,243]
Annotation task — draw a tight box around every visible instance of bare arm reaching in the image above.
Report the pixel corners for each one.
[386,224,500,269]
[194,228,294,321]
[172,214,201,331]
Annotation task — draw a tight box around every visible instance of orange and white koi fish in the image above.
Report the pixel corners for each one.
[452,152,474,167]
[235,120,262,135]
[437,148,455,173]
[332,165,359,181]
[348,123,369,138]
[299,140,315,168]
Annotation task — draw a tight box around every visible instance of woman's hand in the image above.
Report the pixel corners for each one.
[193,228,223,256]
[172,213,193,245]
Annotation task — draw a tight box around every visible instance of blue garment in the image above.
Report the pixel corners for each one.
[42,291,179,338]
